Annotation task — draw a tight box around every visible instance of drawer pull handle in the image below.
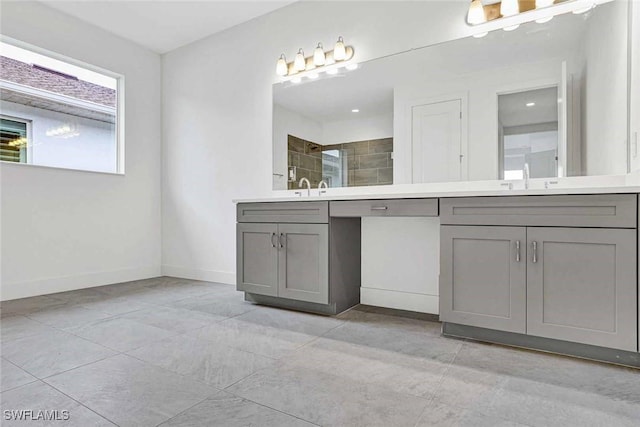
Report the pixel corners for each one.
[515,240,521,262]
[532,241,538,263]
[270,233,276,248]
[279,233,285,248]
[371,206,388,211]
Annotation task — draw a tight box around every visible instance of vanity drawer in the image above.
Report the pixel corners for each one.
[440,194,637,228]
[330,198,438,217]
[237,201,328,223]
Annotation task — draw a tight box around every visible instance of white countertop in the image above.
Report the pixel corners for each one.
[233,175,640,203]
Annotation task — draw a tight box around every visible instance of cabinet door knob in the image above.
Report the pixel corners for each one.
[515,240,521,262]
[532,241,538,263]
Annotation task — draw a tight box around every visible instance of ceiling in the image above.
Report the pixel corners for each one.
[39,0,296,54]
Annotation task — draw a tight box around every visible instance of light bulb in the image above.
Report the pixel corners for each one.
[535,0,554,8]
[333,36,346,61]
[276,54,288,76]
[313,43,325,66]
[294,49,306,72]
[500,0,519,17]
[467,0,486,25]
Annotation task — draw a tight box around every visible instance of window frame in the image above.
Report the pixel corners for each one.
[0,114,33,163]
[0,35,125,175]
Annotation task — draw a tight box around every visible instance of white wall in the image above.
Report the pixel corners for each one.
[322,113,393,146]
[0,2,162,300]
[582,0,629,175]
[162,1,475,285]
[1,101,116,173]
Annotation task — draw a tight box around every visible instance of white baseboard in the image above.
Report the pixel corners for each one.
[360,287,439,314]
[0,265,161,301]
[161,265,235,285]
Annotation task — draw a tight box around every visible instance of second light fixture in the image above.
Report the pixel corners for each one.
[276,36,354,78]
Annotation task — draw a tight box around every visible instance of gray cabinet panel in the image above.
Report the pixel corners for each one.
[278,223,329,304]
[527,227,637,352]
[330,198,438,217]
[440,194,637,228]
[440,226,527,333]
[237,202,328,223]
[237,223,279,297]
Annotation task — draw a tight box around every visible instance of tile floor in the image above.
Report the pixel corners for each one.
[1,277,638,426]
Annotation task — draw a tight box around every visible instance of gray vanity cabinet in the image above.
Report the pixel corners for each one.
[440,226,527,333]
[237,223,329,303]
[236,223,279,297]
[278,223,329,304]
[526,227,637,352]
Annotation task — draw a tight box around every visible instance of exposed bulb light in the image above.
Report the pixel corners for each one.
[351,109,359,113]
[313,43,325,66]
[500,0,519,17]
[467,0,486,25]
[294,48,306,72]
[345,63,358,71]
[526,102,536,107]
[276,54,288,76]
[333,36,346,61]
[535,0,555,23]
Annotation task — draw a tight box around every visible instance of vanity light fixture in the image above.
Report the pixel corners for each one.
[275,37,355,81]
[466,0,604,38]
[500,0,520,31]
[313,43,326,66]
[294,49,306,72]
[535,0,555,23]
[276,54,288,76]
[333,36,346,61]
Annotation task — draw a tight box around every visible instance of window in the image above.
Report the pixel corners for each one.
[0,39,122,173]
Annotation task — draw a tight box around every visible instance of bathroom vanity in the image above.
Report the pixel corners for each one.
[236,188,640,367]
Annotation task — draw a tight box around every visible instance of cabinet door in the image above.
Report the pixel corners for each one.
[237,223,279,296]
[440,226,527,333]
[278,223,329,304]
[527,227,637,351]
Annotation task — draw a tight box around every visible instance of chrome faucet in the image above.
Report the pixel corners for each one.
[298,177,311,197]
[318,180,328,195]
[523,163,530,190]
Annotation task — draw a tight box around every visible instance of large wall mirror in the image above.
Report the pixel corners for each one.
[273,0,631,190]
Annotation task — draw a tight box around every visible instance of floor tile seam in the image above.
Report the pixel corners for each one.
[24,308,122,331]
[32,352,125,382]
[153,395,213,427]
[29,379,122,427]
[92,350,226,395]
[216,389,323,427]
[0,357,39,393]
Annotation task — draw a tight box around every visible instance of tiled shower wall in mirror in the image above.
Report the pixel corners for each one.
[287,135,393,189]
